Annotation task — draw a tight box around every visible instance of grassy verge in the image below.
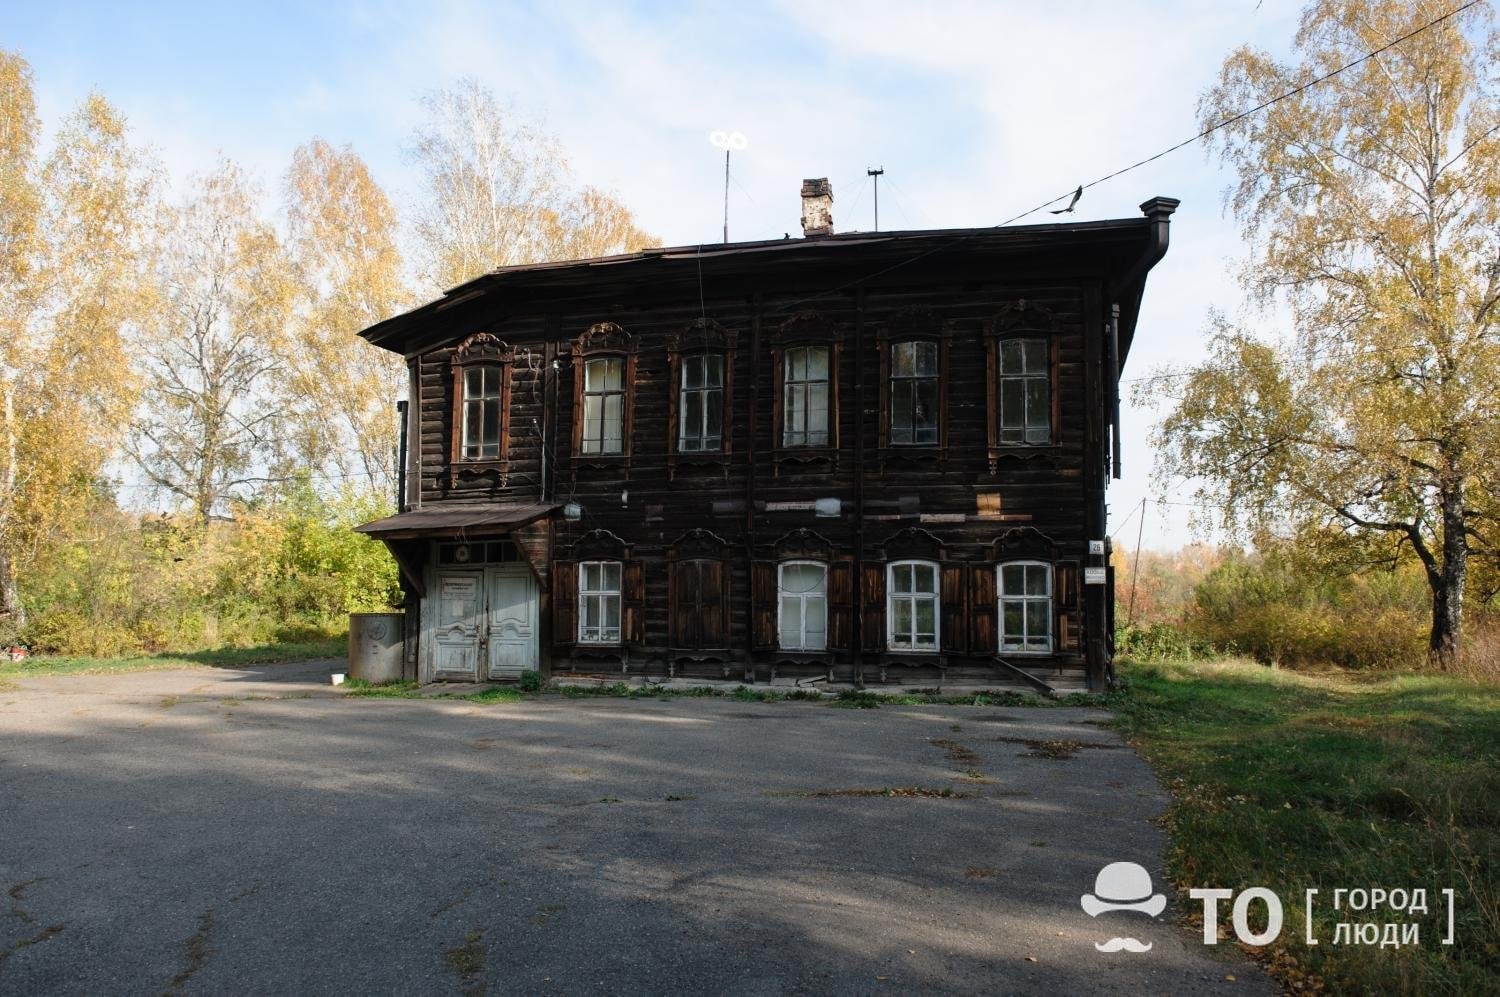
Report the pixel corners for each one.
[334,679,1085,708]
[340,678,523,704]
[1107,657,1499,994]
[0,637,346,678]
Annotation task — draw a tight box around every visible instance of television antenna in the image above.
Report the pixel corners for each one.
[866,167,884,231]
[709,130,748,244]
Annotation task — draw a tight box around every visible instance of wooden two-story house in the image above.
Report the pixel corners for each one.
[354,186,1177,692]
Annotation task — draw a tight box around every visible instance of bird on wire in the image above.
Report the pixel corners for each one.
[1050,185,1083,214]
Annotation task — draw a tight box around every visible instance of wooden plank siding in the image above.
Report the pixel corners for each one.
[412,280,1093,685]
[369,207,1178,690]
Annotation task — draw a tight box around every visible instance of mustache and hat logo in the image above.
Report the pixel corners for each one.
[1082,861,1165,953]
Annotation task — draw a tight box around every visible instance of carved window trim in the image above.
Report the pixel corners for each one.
[570,322,637,469]
[985,301,1062,472]
[770,312,841,466]
[667,529,732,651]
[878,307,950,455]
[667,318,737,477]
[448,332,515,487]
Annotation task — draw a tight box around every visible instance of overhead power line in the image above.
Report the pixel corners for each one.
[764,0,1477,319]
[997,0,1483,226]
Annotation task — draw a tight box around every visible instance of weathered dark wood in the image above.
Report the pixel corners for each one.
[363,207,1177,688]
[940,564,967,655]
[551,561,576,651]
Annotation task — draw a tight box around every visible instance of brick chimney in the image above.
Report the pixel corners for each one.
[800,178,833,237]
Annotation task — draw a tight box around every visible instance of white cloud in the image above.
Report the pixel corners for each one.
[17,0,1312,546]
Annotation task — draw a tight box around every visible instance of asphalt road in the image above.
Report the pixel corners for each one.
[0,662,1270,995]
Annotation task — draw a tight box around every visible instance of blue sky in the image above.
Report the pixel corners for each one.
[9,0,1316,550]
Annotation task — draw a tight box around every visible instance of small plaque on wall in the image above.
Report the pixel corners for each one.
[1084,567,1107,585]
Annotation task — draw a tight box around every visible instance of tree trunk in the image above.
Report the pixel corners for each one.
[1429,485,1467,670]
[0,375,22,632]
[0,545,22,633]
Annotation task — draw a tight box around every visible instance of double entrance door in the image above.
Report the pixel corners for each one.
[429,565,538,681]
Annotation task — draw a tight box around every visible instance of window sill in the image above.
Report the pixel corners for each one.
[772,448,838,474]
[669,453,731,479]
[449,460,509,487]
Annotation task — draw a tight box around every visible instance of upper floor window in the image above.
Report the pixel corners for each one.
[778,560,827,650]
[997,338,1050,445]
[783,345,830,447]
[581,357,625,455]
[578,560,622,644]
[679,354,724,452]
[460,365,503,460]
[887,560,939,651]
[571,322,635,461]
[889,341,938,445]
[448,331,513,484]
[998,561,1051,653]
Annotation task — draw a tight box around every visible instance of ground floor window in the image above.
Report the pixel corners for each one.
[887,560,938,651]
[778,561,827,650]
[999,561,1051,652]
[578,561,622,643]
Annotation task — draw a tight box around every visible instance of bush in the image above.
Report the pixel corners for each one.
[518,669,542,692]
[1113,621,1214,662]
[1186,549,1428,669]
[16,483,399,657]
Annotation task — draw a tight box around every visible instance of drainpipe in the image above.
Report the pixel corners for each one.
[1110,197,1179,303]
[396,399,408,512]
[1107,305,1120,479]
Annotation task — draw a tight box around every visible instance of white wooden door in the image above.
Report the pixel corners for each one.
[431,571,483,680]
[486,567,537,678]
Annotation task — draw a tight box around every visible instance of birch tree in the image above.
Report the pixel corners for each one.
[1,53,156,628]
[129,160,294,524]
[410,78,655,290]
[281,138,409,496]
[1152,0,1500,666]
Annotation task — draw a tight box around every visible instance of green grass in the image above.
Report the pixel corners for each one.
[339,678,523,704]
[0,637,346,678]
[340,678,422,698]
[1107,658,1499,994]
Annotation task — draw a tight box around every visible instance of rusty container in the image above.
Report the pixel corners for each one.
[348,612,405,683]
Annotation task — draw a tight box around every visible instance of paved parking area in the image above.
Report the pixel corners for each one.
[0,662,1267,994]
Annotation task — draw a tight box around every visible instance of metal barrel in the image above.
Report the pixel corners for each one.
[348,612,405,683]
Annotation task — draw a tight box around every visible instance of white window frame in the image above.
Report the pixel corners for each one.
[777,559,828,651]
[581,357,625,455]
[578,560,622,644]
[678,353,724,452]
[886,559,939,652]
[997,561,1052,653]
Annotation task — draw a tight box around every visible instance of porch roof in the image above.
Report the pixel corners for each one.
[353,503,559,540]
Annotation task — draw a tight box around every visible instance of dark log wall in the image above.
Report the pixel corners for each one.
[409,267,1113,688]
